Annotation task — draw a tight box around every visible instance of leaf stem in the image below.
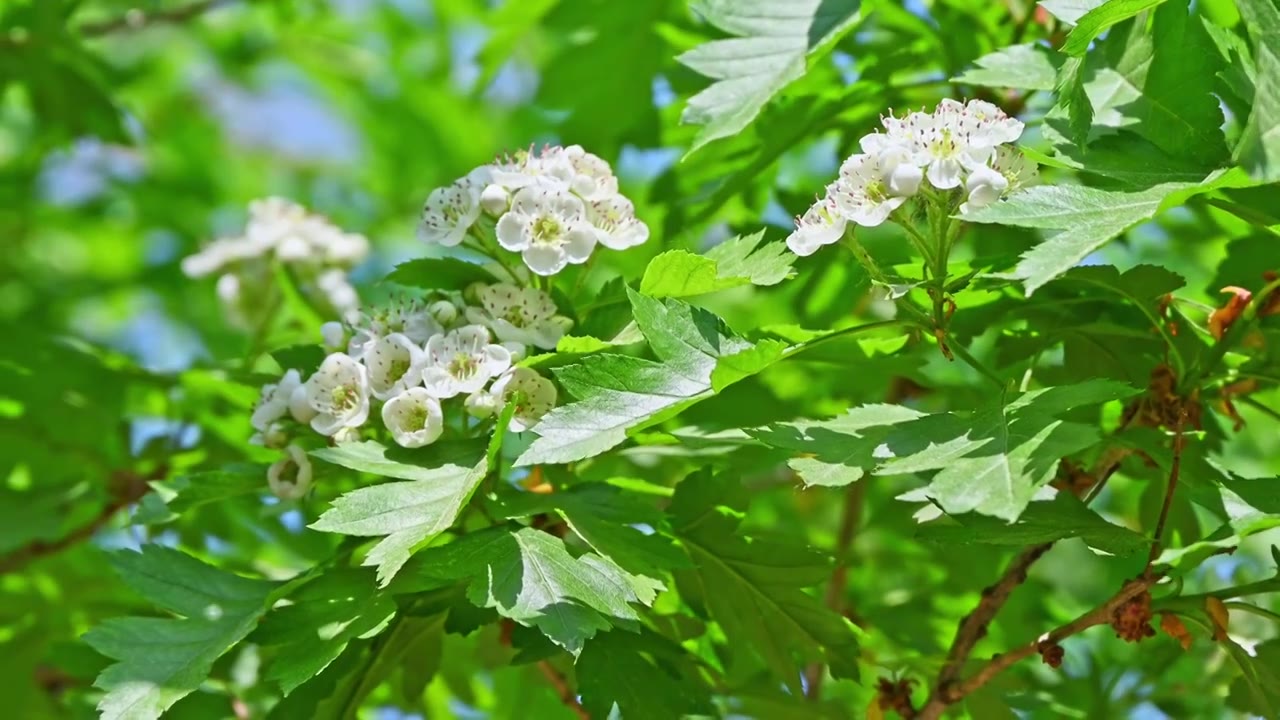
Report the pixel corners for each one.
[1145,408,1186,572]
[538,660,590,720]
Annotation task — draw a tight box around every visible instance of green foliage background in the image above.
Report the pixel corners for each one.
[2,0,1280,718]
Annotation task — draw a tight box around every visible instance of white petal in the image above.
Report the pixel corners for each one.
[496,212,528,251]
[523,244,567,276]
[926,158,963,189]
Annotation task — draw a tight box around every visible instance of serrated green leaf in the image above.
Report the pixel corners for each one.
[953,43,1062,90]
[877,380,1140,520]
[678,0,862,153]
[640,231,794,299]
[577,630,715,720]
[1053,56,1095,148]
[383,257,502,290]
[84,547,276,720]
[516,290,782,465]
[310,440,490,585]
[253,570,396,694]
[134,465,266,524]
[1041,0,1109,24]
[917,492,1150,555]
[669,472,860,691]
[403,526,654,655]
[967,179,1241,294]
[1061,0,1169,56]
[1236,0,1280,180]
[749,404,926,487]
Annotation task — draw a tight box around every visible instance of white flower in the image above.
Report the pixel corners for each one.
[250,422,289,449]
[563,144,619,200]
[364,332,427,400]
[421,325,512,398]
[786,196,847,257]
[316,269,359,312]
[963,99,1025,148]
[830,150,915,227]
[464,283,573,350]
[587,195,649,250]
[381,388,444,448]
[992,145,1039,193]
[321,321,346,351]
[268,445,313,500]
[480,183,511,215]
[491,367,557,433]
[215,273,241,307]
[303,353,371,435]
[489,146,574,191]
[418,171,485,247]
[289,385,317,424]
[496,186,597,276]
[465,389,500,419]
[346,301,441,360]
[252,369,304,432]
[911,101,989,189]
[960,164,1009,215]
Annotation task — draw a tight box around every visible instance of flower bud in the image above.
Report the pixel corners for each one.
[480,183,510,215]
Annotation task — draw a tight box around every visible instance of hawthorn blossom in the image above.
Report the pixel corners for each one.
[992,145,1039,193]
[587,194,650,250]
[831,148,917,227]
[303,353,371,435]
[347,300,441,360]
[421,325,512,399]
[419,170,486,247]
[910,100,990,189]
[495,186,596,276]
[365,332,427,400]
[786,195,847,257]
[491,367,557,433]
[381,388,444,448]
[465,283,572,350]
[962,99,1025,149]
[562,145,619,200]
[252,369,305,431]
[267,445,313,500]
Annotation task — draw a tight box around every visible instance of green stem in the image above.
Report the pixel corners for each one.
[1240,396,1280,424]
[1153,576,1280,613]
[949,339,1005,388]
[1225,601,1280,624]
[784,319,914,357]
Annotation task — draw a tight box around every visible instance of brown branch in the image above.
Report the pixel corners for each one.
[917,575,1160,718]
[1146,409,1186,572]
[538,660,589,720]
[921,445,1131,710]
[0,468,155,575]
[78,0,240,37]
[804,481,867,698]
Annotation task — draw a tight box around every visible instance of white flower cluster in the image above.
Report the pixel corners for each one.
[419,145,649,276]
[251,284,566,499]
[182,197,369,325]
[786,99,1038,257]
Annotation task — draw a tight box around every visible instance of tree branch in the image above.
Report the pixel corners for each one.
[0,468,156,575]
[917,575,1160,718]
[804,481,866,698]
[538,660,589,720]
[78,0,240,37]
[921,446,1130,710]
[1146,409,1186,572]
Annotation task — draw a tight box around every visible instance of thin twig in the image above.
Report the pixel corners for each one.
[0,468,156,575]
[803,481,867,698]
[922,445,1130,710]
[1146,408,1186,572]
[918,575,1160,718]
[538,660,589,720]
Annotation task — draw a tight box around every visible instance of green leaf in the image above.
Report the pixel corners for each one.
[577,630,715,720]
[669,472,861,691]
[134,465,266,524]
[916,492,1150,555]
[1061,0,1169,56]
[953,43,1062,90]
[1226,638,1280,717]
[1041,0,1109,24]
[253,570,397,694]
[678,0,862,153]
[309,440,489,586]
[516,290,781,465]
[639,231,794,298]
[403,526,654,655]
[748,403,926,487]
[966,179,1245,294]
[1052,56,1094,148]
[1236,0,1280,180]
[382,257,502,291]
[84,547,276,720]
[879,381,1140,520]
